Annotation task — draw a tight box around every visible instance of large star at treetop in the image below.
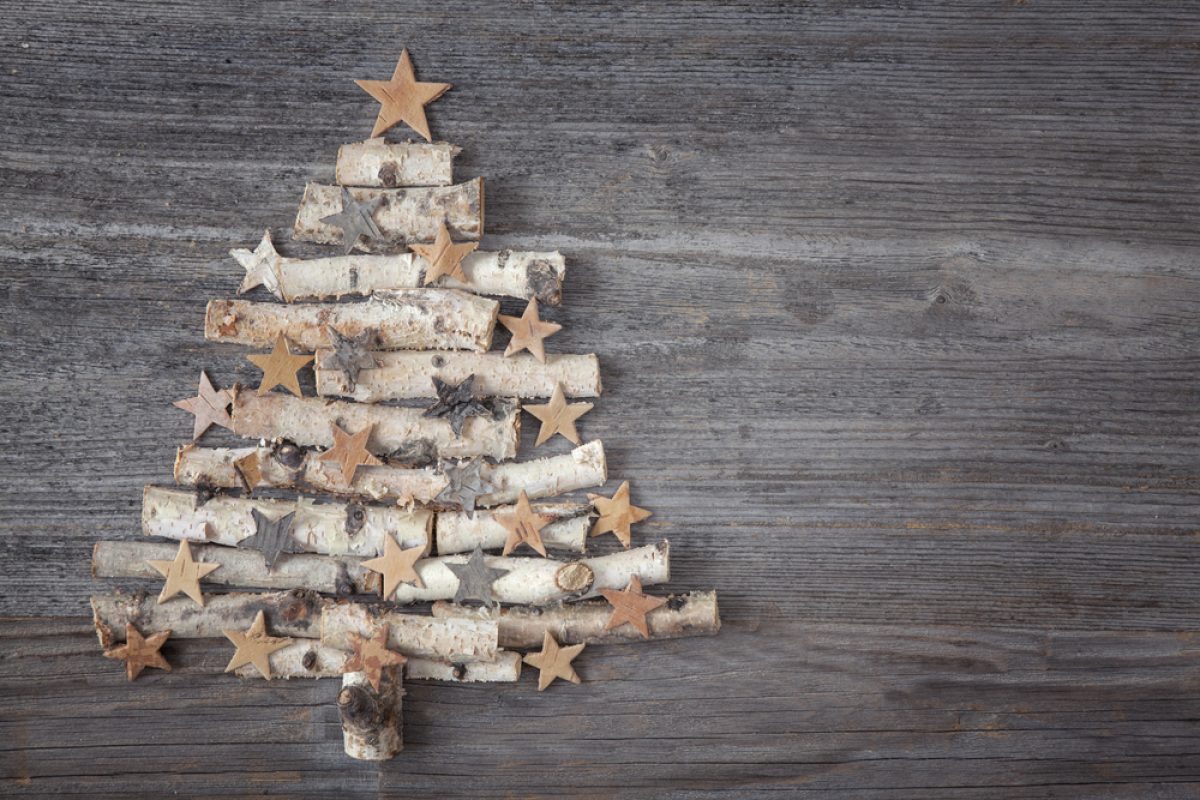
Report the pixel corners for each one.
[355,49,451,141]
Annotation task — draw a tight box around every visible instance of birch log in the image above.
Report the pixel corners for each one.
[292,179,484,249]
[229,389,520,462]
[204,290,498,351]
[142,485,432,558]
[436,502,592,554]
[380,541,669,606]
[273,250,566,306]
[340,668,404,760]
[316,351,600,402]
[336,139,457,188]
[175,440,607,508]
[92,540,381,595]
[433,590,721,649]
[232,641,522,682]
[91,590,326,648]
[320,604,498,663]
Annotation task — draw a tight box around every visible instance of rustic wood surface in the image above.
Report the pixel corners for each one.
[2,1,1200,796]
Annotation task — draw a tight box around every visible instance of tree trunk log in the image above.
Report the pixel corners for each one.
[320,603,498,663]
[316,351,600,402]
[232,641,522,683]
[339,667,404,760]
[204,289,498,351]
[142,485,432,557]
[292,179,484,249]
[335,138,458,188]
[476,439,606,507]
[435,502,591,554]
[432,590,721,649]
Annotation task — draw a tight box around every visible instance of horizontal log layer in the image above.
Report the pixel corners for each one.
[476,439,607,507]
[335,139,458,188]
[204,289,498,351]
[432,590,720,650]
[292,179,484,249]
[316,351,601,401]
[92,540,380,595]
[142,485,431,557]
[435,502,592,554]
[233,641,522,683]
[320,603,498,663]
[229,389,520,462]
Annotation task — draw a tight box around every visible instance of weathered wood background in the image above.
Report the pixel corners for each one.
[3,1,1200,796]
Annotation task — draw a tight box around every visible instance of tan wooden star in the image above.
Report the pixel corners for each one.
[223,610,292,680]
[172,371,233,440]
[246,335,313,397]
[598,575,667,638]
[146,540,220,606]
[361,533,426,598]
[355,49,451,141]
[588,480,652,548]
[318,421,383,485]
[522,631,585,691]
[524,382,593,447]
[103,623,172,681]
[498,490,551,557]
[498,298,562,363]
[343,624,408,692]
[410,220,479,285]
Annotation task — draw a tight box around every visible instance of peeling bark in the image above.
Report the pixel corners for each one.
[320,603,498,663]
[436,502,591,554]
[335,138,458,188]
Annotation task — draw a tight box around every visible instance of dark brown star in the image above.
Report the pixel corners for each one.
[423,375,492,438]
[103,624,172,681]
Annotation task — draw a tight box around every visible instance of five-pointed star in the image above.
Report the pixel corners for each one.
[498,298,562,363]
[318,421,383,485]
[361,533,426,599]
[231,229,284,298]
[322,327,379,391]
[524,382,593,446]
[172,371,233,440]
[598,575,667,638]
[588,480,653,548]
[146,540,221,606]
[321,187,385,255]
[445,545,510,608]
[246,335,313,397]
[423,375,492,438]
[435,458,495,513]
[522,631,585,691]
[498,490,551,557]
[410,220,478,286]
[355,49,452,141]
[104,623,172,681]
[241,508,302,569]
[343,624,408,691]
[223,610,292,679]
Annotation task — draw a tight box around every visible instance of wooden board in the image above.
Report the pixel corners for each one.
[2,0,1199,795]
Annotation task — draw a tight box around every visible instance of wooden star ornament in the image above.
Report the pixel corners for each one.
[498,490,551,557]
[445,545,510,608]
[355,49,451,141]
[146,540,220,606]
[410,219,478,286]
[231,229,283,298]
[522,631,585,691]
[173,371,233,440]
[223,610,292,679]
[246,335,313,397]
[498,298,562,363]
[524,382,593,446]
[104,624,172,681]
[343,624,408,692]
[588,480,652,548]
[318,421,383,485]
[599,575,667,638]
[361,533,426,599]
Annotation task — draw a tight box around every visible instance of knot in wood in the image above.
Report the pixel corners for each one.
[337,685,382,732]
[554,562,594,594]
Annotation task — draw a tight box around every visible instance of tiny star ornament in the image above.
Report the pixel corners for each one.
[146,540,220,606]
[231,229,283,298]
[241,508,302,569]
[343,624,408,692]
[524,382,593,446]
[498,298,562,363]
[104,623,172,681]
[598,575,667,638]
[435,458,494,513]
[322,327,379,391]
[445,545,510,608]
[246,335,313,397]
[498,490,551,557]
[361,533,426,598]
[321,187,385,255]
[522,631,585,691]
[588,480,652,548]
[172,371,233,440]
[318,421,383,485]
[223,610,292,679]
[423,375,492,438]
[410,219,478,286]
[355,48,451,141]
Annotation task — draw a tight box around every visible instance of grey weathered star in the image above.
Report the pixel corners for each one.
[435,458,495,513]
[445,545,510,608]
[322,327,379,392]
[422,375,492,438]
[240,509,302,569]
[320,187,384,254]
[230,229,284,298]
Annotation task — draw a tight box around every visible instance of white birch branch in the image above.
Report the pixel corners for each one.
[435,502,591,554]
[339,668,404,760]
[477,439,607,507]
[232,641,522,683]
[336,138,457,188]
[320,604,498,663]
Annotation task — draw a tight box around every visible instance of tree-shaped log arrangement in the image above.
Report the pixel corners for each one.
[90,50,719,761]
